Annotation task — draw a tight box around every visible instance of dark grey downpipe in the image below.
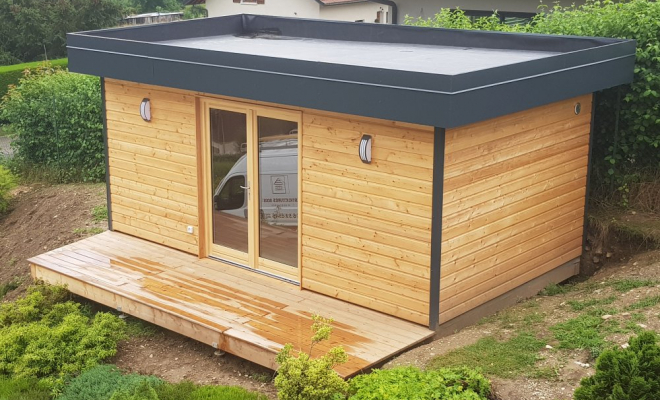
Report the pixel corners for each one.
[366,0,398,24]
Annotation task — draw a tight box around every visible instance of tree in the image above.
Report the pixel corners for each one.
[0,0,124,64]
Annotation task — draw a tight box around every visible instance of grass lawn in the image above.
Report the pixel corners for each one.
[0,58,68,73]
[427,276,660,381]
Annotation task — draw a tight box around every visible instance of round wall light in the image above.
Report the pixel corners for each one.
[574,102,581,115]
[140,98,152,122]
[359,134,372,164]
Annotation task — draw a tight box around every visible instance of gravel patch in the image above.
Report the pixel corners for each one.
[0,136,12,156]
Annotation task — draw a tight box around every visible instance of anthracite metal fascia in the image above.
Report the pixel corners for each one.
[67,43,634,128]
[67,14,636,128]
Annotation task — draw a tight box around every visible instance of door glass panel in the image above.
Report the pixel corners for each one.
[257,116,298,268]
[210,108,249,254]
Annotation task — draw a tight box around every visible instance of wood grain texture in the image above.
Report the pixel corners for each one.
[28,231,434,377]
[301,112,434,325]
[105,80,199,254]
[439,94,592,323]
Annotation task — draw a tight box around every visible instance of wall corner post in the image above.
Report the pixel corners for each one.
[429,127,446,330]
[581,93,598,264]
[100,77,113,231]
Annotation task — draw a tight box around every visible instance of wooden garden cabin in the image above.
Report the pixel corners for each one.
[29,15,635,376]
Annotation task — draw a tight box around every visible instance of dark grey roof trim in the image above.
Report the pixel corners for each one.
[67,14,636,128]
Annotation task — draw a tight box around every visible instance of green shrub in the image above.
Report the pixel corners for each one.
[274,315,348,400]
[188,386,268,400]
[348,367,491,400]
[0,284,126,391]
[152,381,197,400]
[61,367,268,400]
[0,164,16,213]
[0,277,21,299]
[59,365,161,400]
[0,376,52,400]
[574,331,660,400]
[155,380,268,400]
[407,0,660,202]
[0,67,104,183]
[110,381,159,400]
[0,59,68,100]
[0,283,70,326]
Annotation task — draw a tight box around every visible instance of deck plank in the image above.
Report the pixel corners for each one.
[29,231,433,377]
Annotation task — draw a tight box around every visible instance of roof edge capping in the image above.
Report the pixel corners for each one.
[66,13,637,128]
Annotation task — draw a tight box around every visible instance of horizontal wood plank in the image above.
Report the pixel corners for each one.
[29,231,434,377]
[439,94,591,323]
[301,113,433,324]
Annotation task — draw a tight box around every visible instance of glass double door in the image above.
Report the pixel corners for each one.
[202,99,300,282]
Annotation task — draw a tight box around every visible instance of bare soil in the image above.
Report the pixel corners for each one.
[2,183,660,400]
[0,183,107,300]
[111,330,277,399]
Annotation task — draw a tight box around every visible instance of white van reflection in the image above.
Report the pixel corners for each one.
[213,139,298,226]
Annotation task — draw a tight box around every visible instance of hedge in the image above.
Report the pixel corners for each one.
[0,58,68,100]
[406,0,660,202]
[1,67,105,182]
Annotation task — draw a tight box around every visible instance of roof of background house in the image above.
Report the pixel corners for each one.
[184,0,370,5]
[67,14,635,128]
[316,0,369,5]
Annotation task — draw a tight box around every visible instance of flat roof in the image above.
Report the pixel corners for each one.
[67,14,636,128]
[161,35,559,75]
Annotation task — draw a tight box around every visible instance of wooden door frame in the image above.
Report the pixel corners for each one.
[197,96,302,284]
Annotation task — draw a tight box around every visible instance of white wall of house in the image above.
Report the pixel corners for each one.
[205,0,390,23]
[320,2,390,23]
[205,0,320,19]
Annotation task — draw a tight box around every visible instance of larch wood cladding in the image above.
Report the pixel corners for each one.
[104,79,199,254]
[300,113,434,325]
[440,94,592,323]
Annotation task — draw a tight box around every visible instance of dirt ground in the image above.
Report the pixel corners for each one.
[111,329,278,399]
[0,184,107,300]
[2,183,660,400]
[0,184,280,398]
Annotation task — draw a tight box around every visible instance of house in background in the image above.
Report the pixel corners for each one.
[187,0,393,23]
[123,11,184,26]
[190,0,586,24]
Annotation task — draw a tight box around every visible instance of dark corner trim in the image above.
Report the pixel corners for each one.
[581,92,598,254]
[100,77,113,231]
[429,127,446,330]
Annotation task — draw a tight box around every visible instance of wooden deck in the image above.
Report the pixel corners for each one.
[28,231,433,377]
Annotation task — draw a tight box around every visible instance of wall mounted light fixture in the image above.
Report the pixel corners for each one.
[359,134,372,164]
[140,98,152,122]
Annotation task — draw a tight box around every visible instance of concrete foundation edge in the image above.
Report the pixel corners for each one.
[435,257,580,338]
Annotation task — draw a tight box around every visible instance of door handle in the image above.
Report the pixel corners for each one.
[240,185,249,190]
